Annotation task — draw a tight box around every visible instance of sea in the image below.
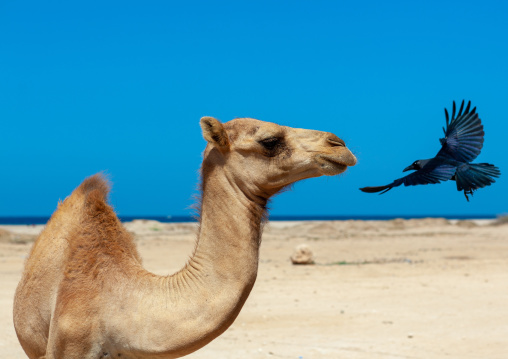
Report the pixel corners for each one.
[0,214,498,225]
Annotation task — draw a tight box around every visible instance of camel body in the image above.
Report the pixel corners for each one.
[13,117,356,358]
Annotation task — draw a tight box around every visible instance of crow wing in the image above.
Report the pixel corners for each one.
[437,100,484,163]
[359,161,457,194]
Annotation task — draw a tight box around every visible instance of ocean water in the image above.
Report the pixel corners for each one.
[0,214,498,225]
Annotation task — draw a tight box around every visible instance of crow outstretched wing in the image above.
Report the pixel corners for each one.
[359,161,457,194]
[437,100,484,163]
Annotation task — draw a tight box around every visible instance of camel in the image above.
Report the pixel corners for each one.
[13,116,356,359]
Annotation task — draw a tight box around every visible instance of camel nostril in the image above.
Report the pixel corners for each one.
[327,138,345,147]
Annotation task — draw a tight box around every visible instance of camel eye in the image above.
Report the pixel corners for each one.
[259,137,281,151]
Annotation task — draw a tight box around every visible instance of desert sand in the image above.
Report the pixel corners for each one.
[1,218,507,358]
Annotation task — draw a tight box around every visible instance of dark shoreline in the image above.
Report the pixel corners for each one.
[0,214,499,225]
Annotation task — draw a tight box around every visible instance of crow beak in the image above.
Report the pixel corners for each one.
[403,164,415,172]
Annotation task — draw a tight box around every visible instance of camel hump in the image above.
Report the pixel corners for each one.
[52,173,111,217]
[77,173,111,203]
[76,174,116,219]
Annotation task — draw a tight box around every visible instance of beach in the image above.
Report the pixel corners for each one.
[1,218,507,358]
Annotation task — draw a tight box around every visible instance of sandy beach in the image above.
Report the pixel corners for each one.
[1,218,507,359]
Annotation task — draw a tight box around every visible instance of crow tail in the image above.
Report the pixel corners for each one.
[455,163,501,194]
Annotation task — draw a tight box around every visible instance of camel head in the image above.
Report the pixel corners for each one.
[200,116,356,198]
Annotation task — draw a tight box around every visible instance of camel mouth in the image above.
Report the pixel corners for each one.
[316,155,349,175]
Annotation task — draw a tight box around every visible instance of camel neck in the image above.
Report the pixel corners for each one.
[134,165,267,357]
[192,164,266,285]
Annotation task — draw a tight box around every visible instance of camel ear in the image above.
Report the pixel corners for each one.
[200,116,230,151]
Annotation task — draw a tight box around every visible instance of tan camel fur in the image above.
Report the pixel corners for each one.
[13,117,356,359]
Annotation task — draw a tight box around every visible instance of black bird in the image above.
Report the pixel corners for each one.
[359,100,500,201]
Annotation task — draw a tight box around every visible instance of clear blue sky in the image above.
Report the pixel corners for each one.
[1,0,507,217]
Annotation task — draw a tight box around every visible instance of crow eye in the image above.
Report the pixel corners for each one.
[259,137,280,151]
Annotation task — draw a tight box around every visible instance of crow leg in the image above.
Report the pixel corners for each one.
[463,189,474,202]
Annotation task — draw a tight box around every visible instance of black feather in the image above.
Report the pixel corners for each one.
[359,185,392,193]
[457,100,465,117]
[464,101,471,114]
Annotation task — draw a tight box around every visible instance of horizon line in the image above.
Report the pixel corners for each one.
[0,213,504,225]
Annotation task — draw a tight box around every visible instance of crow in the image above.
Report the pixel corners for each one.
[359,100,500,201]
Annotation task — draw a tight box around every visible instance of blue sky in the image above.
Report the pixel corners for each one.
[1,0,507,217]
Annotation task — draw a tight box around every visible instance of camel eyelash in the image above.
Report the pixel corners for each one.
[258,137,281,150]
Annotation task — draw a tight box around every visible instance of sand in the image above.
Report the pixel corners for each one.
[1,218,507,358]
